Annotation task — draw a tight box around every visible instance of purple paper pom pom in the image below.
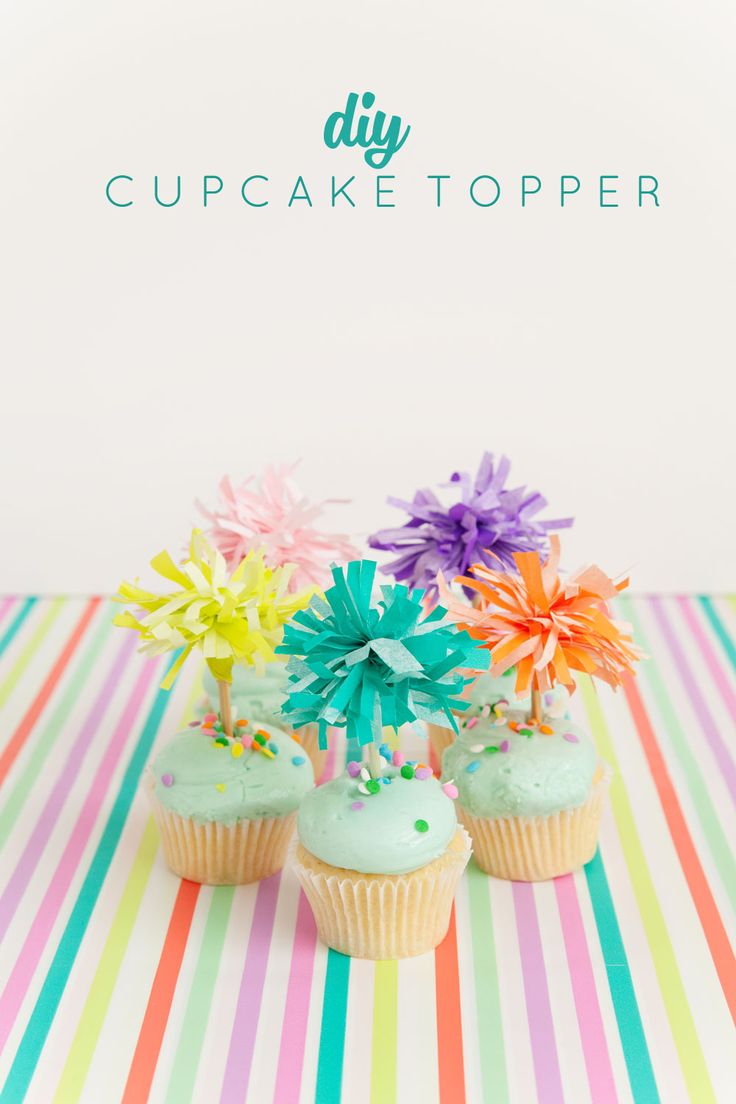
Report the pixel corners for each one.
[368,453,572,601]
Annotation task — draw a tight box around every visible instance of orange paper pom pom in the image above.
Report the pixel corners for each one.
[440,535,641,696]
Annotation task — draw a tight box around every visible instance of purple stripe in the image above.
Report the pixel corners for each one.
[273,893,318,1104]
[0,633,137,944]
[513,882,564,1104]
[0,655,157,1054]
[219,873,282,1103]
[677,597,736,722]
[650,596,736,804]
[0,596,17,628]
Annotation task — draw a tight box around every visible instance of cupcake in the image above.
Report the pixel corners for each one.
[149,719,313,884]
[293,757,469,959]
[201,662,327,780]
[114,530,316,884]
[442,710,605,880]
[441,534,641,881]
[277,559,486,958]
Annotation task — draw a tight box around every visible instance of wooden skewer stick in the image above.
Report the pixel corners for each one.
[368,741,382,779]
[218,680,233,739]
[530,686,542,724]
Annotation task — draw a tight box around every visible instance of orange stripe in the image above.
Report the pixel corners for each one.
[122,879,200,1104]
[435,905,466,1104]
[0,597,101,784]
[623,674,736,1023]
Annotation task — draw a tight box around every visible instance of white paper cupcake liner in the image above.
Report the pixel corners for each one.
[291,827,471,959]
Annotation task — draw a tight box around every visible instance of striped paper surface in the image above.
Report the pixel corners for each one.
[0,595,734,1103]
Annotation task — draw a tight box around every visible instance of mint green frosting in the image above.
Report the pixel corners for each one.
[201,663,288,727]
[152,722,313,824]
[442,710,598,818]
[461,670,569,720]
[298,767,457,875]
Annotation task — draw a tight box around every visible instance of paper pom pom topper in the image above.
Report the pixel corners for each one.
[276,559,488,770]
[114,530,314,736]
[369,452,572,603]
[198,462,360,591]
[440,535,641,720]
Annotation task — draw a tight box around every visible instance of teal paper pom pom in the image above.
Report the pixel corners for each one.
[276,559,489,748]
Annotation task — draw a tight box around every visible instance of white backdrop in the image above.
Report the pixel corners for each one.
[1,0,734,593]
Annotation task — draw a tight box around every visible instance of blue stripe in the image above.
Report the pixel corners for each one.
[584,851,660,1103]
[0,654,178,1103]
[0,598,37,658]
[315,950,351,1104]
[698,596,736,673]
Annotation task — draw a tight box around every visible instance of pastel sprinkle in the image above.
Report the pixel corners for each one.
[496,698,509,709]
[540,724,554,735]
[161,773,174,787]
[466,717,479,729]
[235,718,249,728]
[231,743,244,759]
[519,728,533,737]
[442,782,459,799]
[292,755,306,766]
[415,766,433,780]
[563,732,579,743]
[358,782,369,795]
[485,745,499,754]
[379,743,392,759]
[203,712,217,725]
[214,737,229,747]
[381,777,392,784]
[347,761,361,777]
[214,721,224,733]
[188,720,201,728]
[508,721,519,732]
[241,735,253,749]
[270,743,279,755]
[366,779,381,795]
[351,801,365,811]
[400,765,415,780]
[469,743,485,754]
[499,740,510,752]
[258,745,276,759]
[290,732,302,745]
[201,728,216,737]
[256,729,271,741]
[466,761,481,773]
[215,783,225,792]
[254,733,267,746]
[480,704,491,718]
[414,819,429,833]
[360,767,371,781]
[392,751,405,767]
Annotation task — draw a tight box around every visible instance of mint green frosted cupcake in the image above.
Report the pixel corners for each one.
[292,757,470,959]
[149,720,314,884]
[442,709,606,880]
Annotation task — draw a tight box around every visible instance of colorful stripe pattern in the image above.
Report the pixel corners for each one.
[0,595,734,1102]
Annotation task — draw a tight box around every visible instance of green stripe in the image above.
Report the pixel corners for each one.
[621,597,736,911]
[0,597,37,658]
[53,819,160,1104]
[580,676,716,1104]
[0,597,65,710]
[370,960,398,1104]
[698,597,736,673]
[164,887,235,1104]
[584,852,660,1102]
[0,606,112,849]
[466,862,508,1104]
[315,951,350,1104]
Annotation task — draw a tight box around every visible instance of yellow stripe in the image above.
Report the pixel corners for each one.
[580,677,715,1104]
[370,960,398,1104]
[0,597,65,709]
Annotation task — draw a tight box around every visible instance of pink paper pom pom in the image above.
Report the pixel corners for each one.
[197,463,360,592]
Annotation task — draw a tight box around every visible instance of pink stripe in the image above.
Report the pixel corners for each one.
[512,882,564,1104]
[0,596,17,628]
[0,656,158,1052]
[0,633,137,944]
[272,893,318,1104]
[219,873,282,1103]
[677,596,736,722]
[272,736,337,1103]
[650,596,736,804]
[555,876,618,1103]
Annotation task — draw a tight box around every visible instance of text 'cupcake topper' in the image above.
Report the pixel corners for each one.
[276,559,489,770]
[441,535,641,721]
[198,461,360,591]
[368,452,573,603]
[114,529,315,736]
